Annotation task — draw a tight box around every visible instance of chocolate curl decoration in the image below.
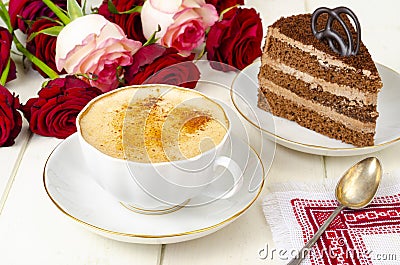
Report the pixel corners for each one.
[311,6,361,56]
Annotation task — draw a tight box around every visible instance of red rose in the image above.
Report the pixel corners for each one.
[206,8,263,72]
[26,19,65,78]
[0,85,22,147]
[8,0,67,33]
[0,27,16,83]
[125,44,200,89]
[205,0,244,14]
[21,76,102,139]
[98,0,146,43]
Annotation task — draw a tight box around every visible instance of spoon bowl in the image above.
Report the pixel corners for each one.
[336,157,382,209]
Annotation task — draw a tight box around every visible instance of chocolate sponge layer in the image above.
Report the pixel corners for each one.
[257,91,375,147]
[259,64,378,123]
[266,37,382,93]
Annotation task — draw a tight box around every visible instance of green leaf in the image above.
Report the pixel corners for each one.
[82,0,88,15]
[67,0,83,20]
[108,0,142,15]
[42,0,71,25]
[0,12,10,31]
[143,25,161,46]
[0,0,12,32]
[27,26,64,42]
[13,34,59,79]
[35,16,65,26]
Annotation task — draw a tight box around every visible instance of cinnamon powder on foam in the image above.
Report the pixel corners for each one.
[82,95,226,163]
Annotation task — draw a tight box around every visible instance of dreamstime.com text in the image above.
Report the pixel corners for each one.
[258,243,399,262]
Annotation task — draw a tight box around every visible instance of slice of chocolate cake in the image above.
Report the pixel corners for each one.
[258,7,383,147]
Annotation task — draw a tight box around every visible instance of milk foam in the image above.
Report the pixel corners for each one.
[79,86,228,163]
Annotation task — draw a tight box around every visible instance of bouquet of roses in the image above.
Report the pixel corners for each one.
[0,0,263,147]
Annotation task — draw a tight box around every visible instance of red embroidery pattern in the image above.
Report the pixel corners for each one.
[291,195,400,265]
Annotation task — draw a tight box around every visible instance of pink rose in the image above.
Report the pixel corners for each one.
[141,0,218,55]
[55,14,142,92]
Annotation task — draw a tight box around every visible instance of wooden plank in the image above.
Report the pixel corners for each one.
[0,122,30,212]
[0,135,161,265]
[0,58,44,211]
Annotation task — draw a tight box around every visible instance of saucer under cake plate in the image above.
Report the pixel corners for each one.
[231,59,400,156]
[43,133,266,244]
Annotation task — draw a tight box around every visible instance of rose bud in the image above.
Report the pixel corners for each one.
[98,0,146,43]
[55,14,142,92]
[205,0,244,14]
[206,7,263,72]
[21,76,102,139]
[0,27,17,83]
[26,18,65,78]
[125,44,200,89]
[141,0,218,55]
[0,85,22,147]
[8,0,67,33]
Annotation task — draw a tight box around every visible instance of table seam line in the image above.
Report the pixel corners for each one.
[159,244,166,265]
[0,131,32,215]
[322,156,328,179]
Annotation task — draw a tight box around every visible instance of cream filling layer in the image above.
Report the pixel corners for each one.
[263,56,378,105]
[260,78,375,133]
[268,27,379,80]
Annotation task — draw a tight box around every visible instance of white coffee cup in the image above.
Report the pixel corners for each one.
[76,85,243,213]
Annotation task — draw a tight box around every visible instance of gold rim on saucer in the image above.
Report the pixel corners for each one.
[43,135,265,239]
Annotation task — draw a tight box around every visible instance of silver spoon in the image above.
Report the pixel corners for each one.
[287,157,382,265]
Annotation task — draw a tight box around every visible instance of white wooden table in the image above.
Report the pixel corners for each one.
[1,1,399,264]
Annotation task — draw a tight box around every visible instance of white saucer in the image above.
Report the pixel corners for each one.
[231,59,400,156]
[43,133,265,244]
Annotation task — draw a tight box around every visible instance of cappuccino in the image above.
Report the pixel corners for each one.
[79,86,228,163]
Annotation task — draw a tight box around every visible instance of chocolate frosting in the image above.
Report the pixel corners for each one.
[270,14,379,75]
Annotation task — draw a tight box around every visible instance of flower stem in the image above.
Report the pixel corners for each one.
[0,58,11,86]
[219,4,239,20]
[13,35,59,79]
[42,0,71,25]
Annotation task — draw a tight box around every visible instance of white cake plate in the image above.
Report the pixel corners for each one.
[231,59,400,156]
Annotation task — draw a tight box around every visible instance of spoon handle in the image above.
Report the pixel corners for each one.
[287,204,346,265]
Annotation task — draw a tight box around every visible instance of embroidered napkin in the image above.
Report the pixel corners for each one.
[262,174,400,265]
